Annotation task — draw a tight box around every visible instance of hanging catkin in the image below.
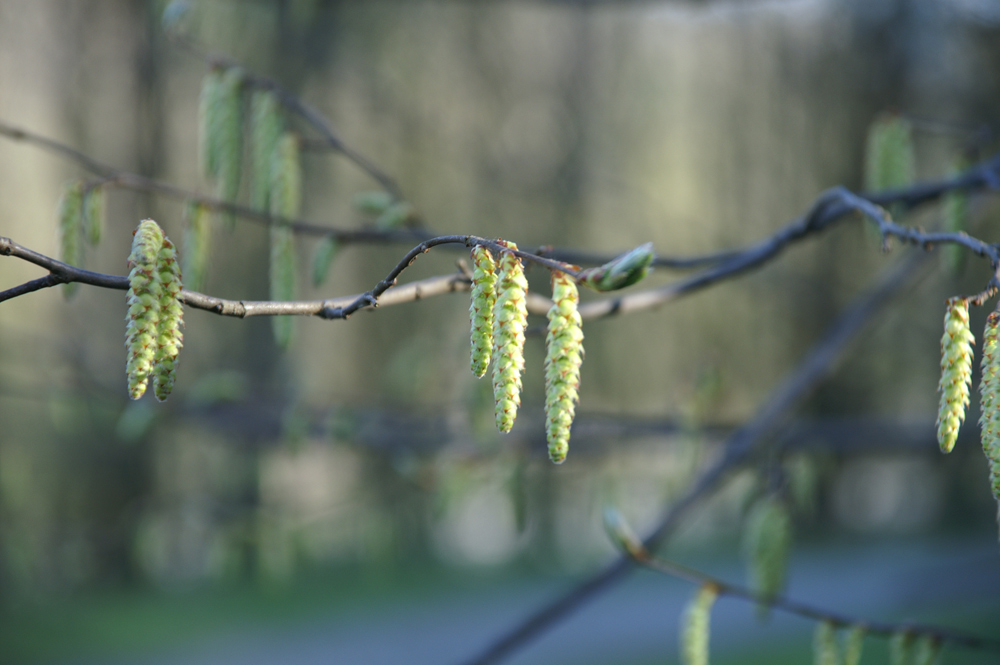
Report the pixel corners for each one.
[250,89,283,212]
[544,271,583,464]
[937,297,975,453]
[152,237,184,402]
[491,242,528,433]
[742,494,792,609]
[681,584,717,665]
[182,201,211,292]
[269,132,301,349]
[842,625,866,665]
[813,621,839,665]
[57,180,84,298]
[979,311,1000,530]
[125,220,165,400]
[469,245,497,378]
[865,113,915,192]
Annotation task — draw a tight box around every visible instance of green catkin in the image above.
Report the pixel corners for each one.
[491,242,529,433]
[198,67,224,180]
[152,237,183,402]
[978,311,1000,536]
[311,235,339,287]
[125,220,165,400]
[250,89,284,212]
[865,113,915,192]
[937,297,975,453]
[890,631,915,665]
[842,625,866,665]
[469,245,497,378]
[742,494,792,609]
[681,584,717,665]
[914,635,941,665]
[58,180,84,298]
[82,184,105,246]
[182,201,212,292]
[269,133,301,349]
[544,271,583,464]
[813,621,839,665]
[215,67,245,228]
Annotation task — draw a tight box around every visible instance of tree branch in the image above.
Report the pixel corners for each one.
[454,252,930,665]
[611,531,1000,653]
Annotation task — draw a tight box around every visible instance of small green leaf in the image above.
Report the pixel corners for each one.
[579,242,655,292]
[375,201,415,230]
[352,190,395,215]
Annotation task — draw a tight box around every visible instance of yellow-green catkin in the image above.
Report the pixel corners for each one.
[311,235,338,287]
[250,89,284,212]
[125,220,165,400]
[842,625,866,665]
[58,179,84,297]
[83,184,105,246]
[742,494,792,610]
[979,311,1000,532]
[153,237,183,402]
[269,133,301,349]
[681,584,717,665]
[215,67,245,228]
[890,631,915,665]
[937,297,975,453]
[491,242,529,433]
[544,271,583,464]
[914,635,941,665]
[814,621,839,665]
[865,113,915,193]
[182,201,211,292]
[469,245,497,378]
[198,67,224,181]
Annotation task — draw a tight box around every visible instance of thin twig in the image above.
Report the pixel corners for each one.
[614,536,1000,652]
[455,253,930,665]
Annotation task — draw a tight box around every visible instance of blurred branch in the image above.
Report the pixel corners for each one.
[0,119,429,245]
[455,252,929,665]
[607,519,1000,653]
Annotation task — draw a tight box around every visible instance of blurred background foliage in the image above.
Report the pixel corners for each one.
[1,0,1000,663]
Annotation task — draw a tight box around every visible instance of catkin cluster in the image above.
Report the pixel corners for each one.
[979,312,1000,512]
[544,272,584,464]
[937,297,975,453]
[491,243,529,433]
[197,68,304,346]
[57,179,106,298]
[125,219,184,401]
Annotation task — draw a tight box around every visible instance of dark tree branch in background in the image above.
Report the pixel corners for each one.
[611,532,1000,652]
[457,252,930,665]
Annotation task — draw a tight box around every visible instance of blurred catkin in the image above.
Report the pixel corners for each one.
[57,179,84,298]
[182,201,212,292]
[250,89,284,212]
[742,494,792,609]
[681,584,717,665]
[269,132,302,349]
[865,113,915,192]
[937,297,975,453]
[544,271,583,464]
